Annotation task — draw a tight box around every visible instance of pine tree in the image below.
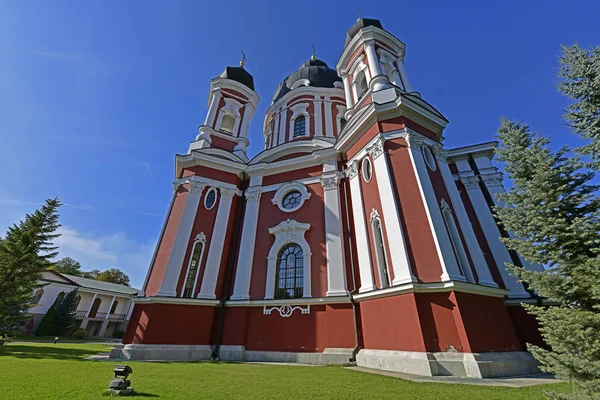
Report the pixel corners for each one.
[0,198,62,330]
[35,302,56,336]
[494,44,600,399]
[49,289,78,336]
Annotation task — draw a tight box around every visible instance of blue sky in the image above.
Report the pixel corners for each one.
[0,1,597,288]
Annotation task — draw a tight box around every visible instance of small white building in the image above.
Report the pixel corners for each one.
[29,271,139,337]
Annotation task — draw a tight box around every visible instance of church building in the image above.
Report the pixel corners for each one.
[114,18,545,378]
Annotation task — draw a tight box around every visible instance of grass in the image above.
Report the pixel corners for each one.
[0,342,571,399]
[13,335,117,342]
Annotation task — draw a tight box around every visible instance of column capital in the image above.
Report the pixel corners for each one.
[460,175,481,190]
[173,181,182,194]
[220,187,238,201]
[345,161,359,180]
[245,187,262,203]
[189,180,207,195]
[404,130,426,149]
[432,143,449,163]
[480,172,504,188]
[367,137,385,159]
[320,173,340,191]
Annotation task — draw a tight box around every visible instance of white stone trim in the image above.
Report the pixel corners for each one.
[313,96,323,137]
[288,103,310,139]
[197,188,236,299]
[179,232,207,298]
[225,296,350,307]
[370,209,392,288]
[133,296,220,306]
[204,91,222,127]
[335,103,347,135]
[323,96,334,137]
[271,181,311,213]
[263,304,310,317]
[321,172,348,296]
[203,187,217,210]
[440,199,474,283]
[214,97,243,136]
[265,219,311,299]
[290,79,311,90]
[277,107,287,145]
[348,160,375,292]
[231,187,262,300]
[361,157,373,182]
[157,181,206,297]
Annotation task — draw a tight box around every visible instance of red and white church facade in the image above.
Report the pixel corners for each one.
[115,18,545,378]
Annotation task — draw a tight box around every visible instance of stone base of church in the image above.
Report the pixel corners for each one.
[111,344,539,378]
[356,349,540,378]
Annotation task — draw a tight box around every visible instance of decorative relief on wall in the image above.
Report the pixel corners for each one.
[345,161,359,180]
[220,187,238,201]
[370,208,381,222]
[480,172,504,188]
[367,138,385,159]
[460,175,481,190]
[263,304,311,318]
[320,174,340,191]
[245,187,262,203]
[189,180,207,195]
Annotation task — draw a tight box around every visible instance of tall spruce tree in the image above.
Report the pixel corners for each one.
[49,289,79,336]
[0,198,62,330]
[495,44,600,399]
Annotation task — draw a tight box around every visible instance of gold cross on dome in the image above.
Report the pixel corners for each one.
[240,51,247,67]
[311,44,316,60]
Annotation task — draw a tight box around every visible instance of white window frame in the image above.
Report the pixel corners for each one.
[265,220,311,299]
[288,103,310,140]
[362,157,373,182]
[215,97,243,135]
[271,181,311,213]
[180,232,208,297]
[422,145,437,171]
[204,187,218,210]
[370,209,391,289]
[440,199,475,283]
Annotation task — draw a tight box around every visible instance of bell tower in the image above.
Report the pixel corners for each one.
[189,57,259,161]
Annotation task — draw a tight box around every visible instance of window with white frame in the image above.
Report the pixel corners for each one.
[182,233,207,298]
[293,116,306,137]
[220,114,235,133]
[440,200,474,282]
[204,187,217,210]
[371,209,391,289]
[275,243,304,299]
[355,70,369,100]
[272,182,311,213]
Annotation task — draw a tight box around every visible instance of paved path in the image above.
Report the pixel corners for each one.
[346,366,560,387]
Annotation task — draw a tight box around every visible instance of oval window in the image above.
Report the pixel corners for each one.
[423,146,437,171]
[204,188,217,210]
[362,157,373,182]
[282,190,302,210]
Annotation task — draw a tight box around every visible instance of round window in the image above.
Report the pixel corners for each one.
[422,146,437,171]
[282,190,302,210]
[362,157,373,182]
[204,188,217,210]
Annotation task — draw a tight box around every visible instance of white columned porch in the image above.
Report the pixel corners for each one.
[198,188,238,299]
[231,179,263,300]
[86,293,98,318]
[459,175,530,297]
[321,162,348,297]
[435,148,498,287]
[346,161,375,292]
[368,137,415,285]
[157,180,205,297]
[98,295,117,337]
[404,130,466,283]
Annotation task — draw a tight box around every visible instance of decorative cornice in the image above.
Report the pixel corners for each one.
[367,138,385,159]
[320,174,340,191]
[189,180,207,195]
[460,175,481,190]
[370,208,381,222]
[480,172,504,188]
[404,130,426,149]
[268,219,311,236]
[346,161,359,180]
[432,143,449,163]
[245,187,262,203]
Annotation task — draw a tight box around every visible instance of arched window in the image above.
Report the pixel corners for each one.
[441,200,475,283]
[293,116,306,137]
[355,70,368,99]
[32,289,44,304]
[371,215,391,289]
[110,300,118,315]
[182,233,207,298]
[89,298,101,318]
[54,291,65,305]
[340,118,347,131]
[74,295,81,309]
[275,244,304,299]
[220,114,235,133]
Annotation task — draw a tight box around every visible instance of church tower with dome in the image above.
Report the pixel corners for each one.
[115,18,546,379]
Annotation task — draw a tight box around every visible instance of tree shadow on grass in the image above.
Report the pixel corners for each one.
[2,345,105,361]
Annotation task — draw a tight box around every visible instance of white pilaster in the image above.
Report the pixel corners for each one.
[272,111,280,148]
[436,150,498,287]
[231,182,262,300]
[405,131,466,283]
[347,161,375,292]
[277,108,287,145]
[204,91,222,127]
[239,103,252,138]
[197,188,237,299]
[368,138,415,285]
[396,59,414,93]
[342,73,355,110]
[106,296,116,318]
[460,175,529,297]
[321,168,348,297]
[314,97,323,137]
[323,96,334,137]
[364,41,388,91]
[157,180,205,297]
[86,293,98,318]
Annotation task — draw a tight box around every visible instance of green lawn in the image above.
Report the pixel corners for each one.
[0,342,570,399]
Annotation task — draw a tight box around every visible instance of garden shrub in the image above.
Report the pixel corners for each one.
[72,329,87,339]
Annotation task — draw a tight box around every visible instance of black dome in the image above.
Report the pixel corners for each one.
[272,58,341,103]
[344,18,384,46]
[219,66,255,91]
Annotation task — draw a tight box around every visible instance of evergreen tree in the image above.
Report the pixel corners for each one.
[49,289,78,336]
[0,198,62,330]
[35,302,56,336]
[495,44,600,399]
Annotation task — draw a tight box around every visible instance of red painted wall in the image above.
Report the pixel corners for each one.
[181,166,241,186]
[415,292,467,352]
[262,165,322,186]
[506,305,545,349]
